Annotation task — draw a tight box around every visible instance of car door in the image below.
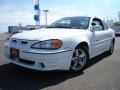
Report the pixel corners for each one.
[91,18,108,57]
[102,21,113,52]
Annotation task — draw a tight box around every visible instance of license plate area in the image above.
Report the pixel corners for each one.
[10,48,19,59]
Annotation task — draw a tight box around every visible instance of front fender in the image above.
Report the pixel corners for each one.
[62,35,91,51]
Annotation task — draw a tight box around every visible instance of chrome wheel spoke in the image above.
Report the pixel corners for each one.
[72,60,78,69]
[75,49,80,57]
[78,59,84,66]
[72,57,77,61]
[71,48,87,71]
[79,52,85,58]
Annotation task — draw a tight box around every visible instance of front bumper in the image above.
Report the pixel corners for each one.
[4,46,73,71]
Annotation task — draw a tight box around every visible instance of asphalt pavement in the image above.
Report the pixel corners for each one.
[0,37,120,90]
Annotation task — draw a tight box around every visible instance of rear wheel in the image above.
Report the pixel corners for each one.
[107,41,114,55]
[70,46,88,73]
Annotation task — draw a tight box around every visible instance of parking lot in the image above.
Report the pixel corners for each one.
[0,35,120,90]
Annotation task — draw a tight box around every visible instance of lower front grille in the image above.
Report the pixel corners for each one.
[19,59,35,65]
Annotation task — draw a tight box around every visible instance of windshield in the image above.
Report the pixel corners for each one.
[47,17,90,29]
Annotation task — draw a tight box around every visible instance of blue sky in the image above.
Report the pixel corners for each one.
[0,0,120,32]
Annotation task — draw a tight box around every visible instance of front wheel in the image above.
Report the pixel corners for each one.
[70,46,89,73]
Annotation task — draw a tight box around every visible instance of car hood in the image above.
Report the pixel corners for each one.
[12,28,88,40]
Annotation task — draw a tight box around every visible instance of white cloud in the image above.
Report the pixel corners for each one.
[102,0,114,3]
[90,0,114,4]
[0,0,118,27]
[0,0,119,32]
[0,9,36,32]
[0,11,34,23]
[45,5,107,25]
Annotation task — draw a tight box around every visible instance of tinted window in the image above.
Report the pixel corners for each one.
[92,18,104,30]
[47,17,91,29]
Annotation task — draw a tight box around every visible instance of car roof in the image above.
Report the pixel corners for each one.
[62,16,101,19]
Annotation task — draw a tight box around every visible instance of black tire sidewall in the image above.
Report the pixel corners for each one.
[108,41,114,55]
[70,46,89,73]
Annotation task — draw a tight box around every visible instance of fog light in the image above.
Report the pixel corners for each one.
[41,63,45,68]
[38,62,45,68]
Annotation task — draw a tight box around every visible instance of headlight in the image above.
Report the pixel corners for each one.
[31,39,62,49]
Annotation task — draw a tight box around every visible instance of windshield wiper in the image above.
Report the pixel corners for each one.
[46,26,86,29]
[46,26,55,28]
[70,27,80,29]
[56,26,70,28]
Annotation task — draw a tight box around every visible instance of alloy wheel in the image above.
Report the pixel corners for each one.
[71,48,87,71]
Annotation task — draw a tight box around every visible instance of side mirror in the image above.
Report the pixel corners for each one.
[91,25,102,32]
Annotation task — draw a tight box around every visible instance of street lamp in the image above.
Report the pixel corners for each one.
[43,10,49,26]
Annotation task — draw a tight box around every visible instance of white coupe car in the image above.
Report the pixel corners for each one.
[4,16,115,72]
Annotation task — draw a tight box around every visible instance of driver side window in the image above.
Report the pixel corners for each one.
[92,18,104,31]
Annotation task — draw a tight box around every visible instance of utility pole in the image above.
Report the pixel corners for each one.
[118,12,120,22]
[43,10,49,27]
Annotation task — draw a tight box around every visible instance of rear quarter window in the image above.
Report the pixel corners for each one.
[103,21,109,30]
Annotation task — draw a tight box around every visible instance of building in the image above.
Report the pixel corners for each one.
[8,25,46,34]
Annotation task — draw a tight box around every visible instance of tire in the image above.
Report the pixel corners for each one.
[70,46,89,73]
[107,41,114,55]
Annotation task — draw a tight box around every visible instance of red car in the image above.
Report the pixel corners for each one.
[112,26,120,37]
[115,32,120,37]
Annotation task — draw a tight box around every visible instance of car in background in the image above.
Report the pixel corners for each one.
[115,32,120,37]
[115,29,120,37]
[112,26,120,37]
[4,16,115,73]
[19,27,39,33]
